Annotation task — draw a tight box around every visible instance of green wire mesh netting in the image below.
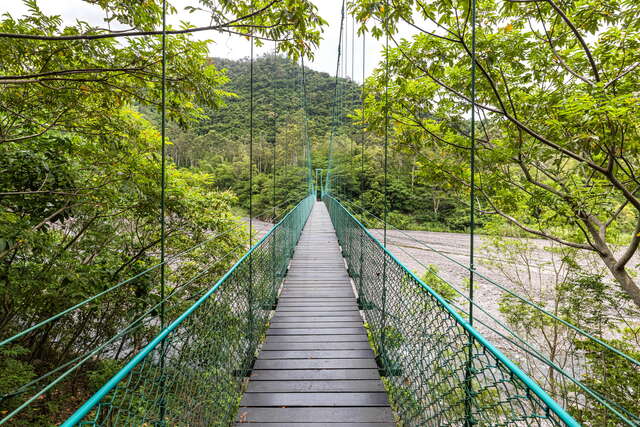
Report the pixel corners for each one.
[324,195,578,427]
[63,195,314,426]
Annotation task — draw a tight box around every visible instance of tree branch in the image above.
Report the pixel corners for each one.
[0,67,145,81]
[604,62,640,89]
[390,35,608,174]
[508,0,600,81]
[480,188,594,250]
[0,109,67,143]
[0,0,280,41]
[532,4,594,86]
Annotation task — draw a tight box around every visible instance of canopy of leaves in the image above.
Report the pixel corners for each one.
[351,0,640,308]
[0,0,327,422]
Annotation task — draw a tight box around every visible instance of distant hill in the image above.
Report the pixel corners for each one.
[159,54,360,216]
[196,55,360,142]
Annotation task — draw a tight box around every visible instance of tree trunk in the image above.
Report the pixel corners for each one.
[608,261,640,309]
[594,240,640,309]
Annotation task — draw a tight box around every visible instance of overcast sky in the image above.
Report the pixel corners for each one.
[0,0,417,82]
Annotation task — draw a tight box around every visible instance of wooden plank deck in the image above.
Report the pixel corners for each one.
[236,202,394,426]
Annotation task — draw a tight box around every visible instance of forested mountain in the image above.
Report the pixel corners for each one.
[164,55,468,229]
[157,54,359,218]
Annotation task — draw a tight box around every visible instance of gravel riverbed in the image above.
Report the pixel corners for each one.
[246,216,639,353]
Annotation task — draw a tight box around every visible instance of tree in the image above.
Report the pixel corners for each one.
[488,237,639,424]
[352,0,640,307]
[0,0,327,422]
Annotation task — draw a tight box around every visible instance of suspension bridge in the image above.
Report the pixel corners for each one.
[1,0,639,426]
[52,195,576,426]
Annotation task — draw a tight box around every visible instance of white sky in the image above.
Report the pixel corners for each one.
[0,0,417,82]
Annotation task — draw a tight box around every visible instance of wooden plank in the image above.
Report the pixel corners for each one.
[266,328,365,335]
[283,284,351,293]
[256,350,374,359]
[234,423,395,427]
[236,408,394,423]
[275,307,360,312]
[246,380,386,393]
[286,274,350,278]
[269,322,364,329]
[273,311,361,316]
[249,369,382,381]
[240,392,389,407]
[271,316,363,322]
[282,287,352,291]
[261,341,372,351]
[280,289,354,293]
[276,304,358,309]
[278,298,355,302]
[265,335,368,343]
[279,293,356,299]
[253,358,377,370]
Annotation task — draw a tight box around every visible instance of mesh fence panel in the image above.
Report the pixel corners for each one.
[64,196,314,426]
[324,195,577,427]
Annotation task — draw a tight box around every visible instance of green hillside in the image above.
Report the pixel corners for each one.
[164,55,466,229]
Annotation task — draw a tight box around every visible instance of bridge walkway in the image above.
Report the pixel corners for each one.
[236,202,394,425]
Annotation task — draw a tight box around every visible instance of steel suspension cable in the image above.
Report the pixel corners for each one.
[465,1,478,422]
[272,44,277,224]
[358,31,366,306]
[248,1,255,354]
[325,0,346,193]
[379,0,391,372]
[331,193,638,425]
[382,2,389,251]
[301,56,313,195]
[351,15,355,81]
[349,14,356,177]
[469,0,478,330]
[271,43,278,307]
[332,193,640,367]
[159,2,168,421]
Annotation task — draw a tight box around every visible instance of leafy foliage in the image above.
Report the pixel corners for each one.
[350,0,640,309]
[163,54,361,217]
[0,0,326,423]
